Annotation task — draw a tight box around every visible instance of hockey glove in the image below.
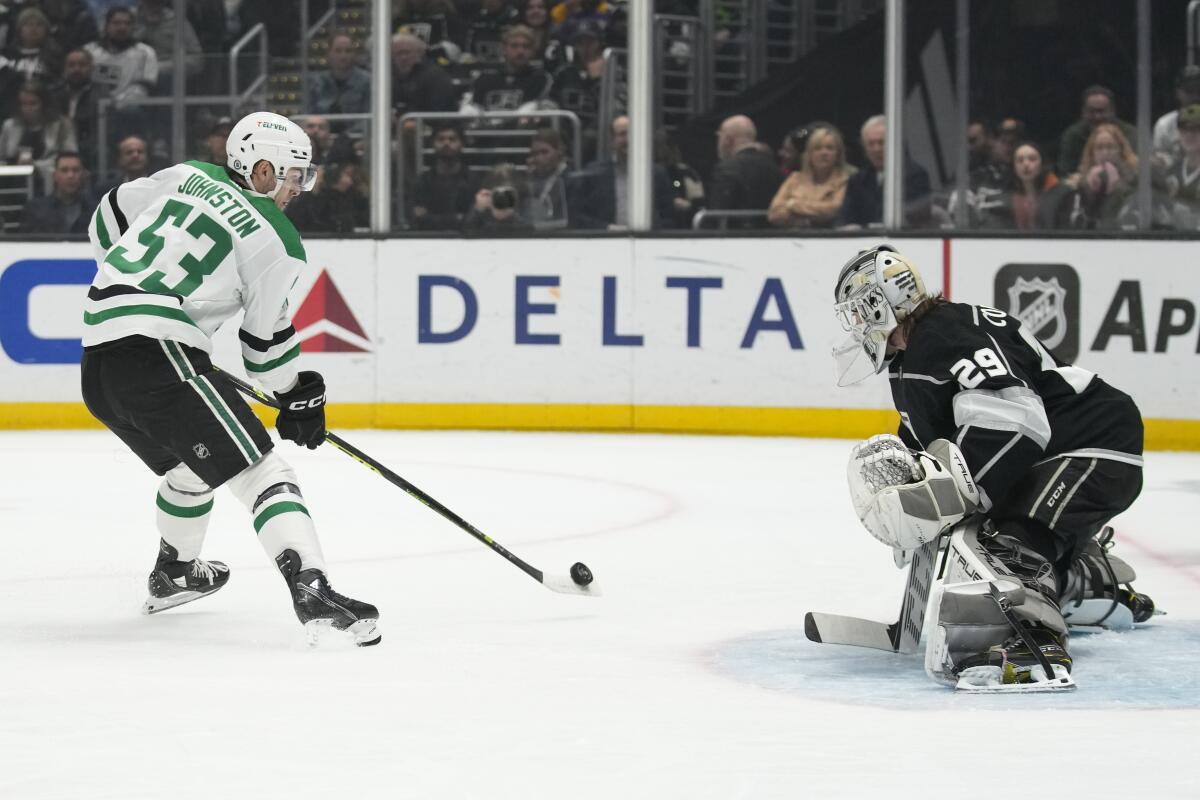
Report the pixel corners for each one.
[275,371,327,449]
[847,436,979,551]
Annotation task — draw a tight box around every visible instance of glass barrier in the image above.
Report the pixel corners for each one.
[3,1,1198,238]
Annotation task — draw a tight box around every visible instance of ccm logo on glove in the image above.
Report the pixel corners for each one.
[275,371,327,449]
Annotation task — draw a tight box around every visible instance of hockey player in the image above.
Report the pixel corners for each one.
[833,244,1153,690]
[80,111,380,646]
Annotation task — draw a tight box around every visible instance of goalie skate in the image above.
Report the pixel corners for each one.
[956,662,1076,693]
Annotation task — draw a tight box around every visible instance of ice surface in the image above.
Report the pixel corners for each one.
[1,431,1198,799]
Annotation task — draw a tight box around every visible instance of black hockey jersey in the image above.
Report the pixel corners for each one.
[889,301,1143,510]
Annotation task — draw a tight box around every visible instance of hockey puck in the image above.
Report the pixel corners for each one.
[569,561,594,586]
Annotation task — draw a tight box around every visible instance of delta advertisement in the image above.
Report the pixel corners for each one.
[0,237,1195,446]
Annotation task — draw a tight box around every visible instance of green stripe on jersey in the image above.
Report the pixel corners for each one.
[95,206,112,249]
[253,500,310,534]
[162,339,197,379]
[184,161,306,262]
[156,493,214,518]
[243,344,300,373]
[84,304,199,327]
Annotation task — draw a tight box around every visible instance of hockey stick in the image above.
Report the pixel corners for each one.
[217,368,600,597]
[803,535,941,654]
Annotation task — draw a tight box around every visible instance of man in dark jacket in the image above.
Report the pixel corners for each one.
[19,151,95,233]
[409,121,479,230]
[1056,86,1137,177]
[61,47,98,171]
[568,115,673,229]
[837,114,932,228]
[707,115,781,229]
[391,32,457,117]
[463,25,551,112]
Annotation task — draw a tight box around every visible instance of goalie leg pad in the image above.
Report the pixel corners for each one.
[925,519,1067,684]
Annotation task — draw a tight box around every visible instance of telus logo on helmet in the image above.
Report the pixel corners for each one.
[257,121,288,132]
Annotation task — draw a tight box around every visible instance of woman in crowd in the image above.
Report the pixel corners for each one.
[0,80,77,194]
[2,7,65,114]
[767,123,852,229]
[976,141,1072,230]
[1066,122,1139,229]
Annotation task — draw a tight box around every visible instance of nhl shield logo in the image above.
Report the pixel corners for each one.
[994,263,1080,362]
[1007,277,1068,350]
[193,443,210,459]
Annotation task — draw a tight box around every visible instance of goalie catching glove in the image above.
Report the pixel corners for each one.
[847,434,980,551]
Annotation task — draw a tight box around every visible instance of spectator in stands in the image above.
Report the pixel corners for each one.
[202,115,231,165]
[568,115,672,229]
[464,0,521,61]
[393,0,464,65]
[995,117,1026,164]
[1056,85,1137,178]
[465,163,535,233]
[966,119,993,172]
[524,0,552,54]
[392,31,457,117]
[463,25,552,113]
[410,121,479,230]
[551,0,612,43]
[287,160,370,234]
[84,7,158,141]
[526,127,570,230]
[1153,65,1200,165]
[61,48,99,171]
[31,0,99,53]
[301,114,356,165]
[2,8,64,113]
[777,126,808,177]
[95,134,149,196]
[836,114,932,228]
[17,151,95,233]
[186,0,227,56]
[551,19,604,161]
[134,0,203,88]
[971,141,1071,230]
[1064,122,1139,230]
[0,80,77,194]
[307,32,371,123]
[655,127,704,229]
[767,123,852,229]
[707,114,780,228]
[1159,104,1200,229]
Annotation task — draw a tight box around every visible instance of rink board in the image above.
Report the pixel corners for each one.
[0,237,1197,448]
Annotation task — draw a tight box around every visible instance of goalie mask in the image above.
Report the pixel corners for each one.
[226,111,317,195]
[832,244,928,386]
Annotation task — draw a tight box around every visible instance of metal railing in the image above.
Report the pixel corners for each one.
[691,209,770,230]
[395,110,583,228]
[301,0,340,114]
[229,23,269,115]
[701,0,767,103]
[1190,0,1200,65]
[597,48,626,157]
[655,14,710,129]
[0,165,35,233]
[96,96,240,178]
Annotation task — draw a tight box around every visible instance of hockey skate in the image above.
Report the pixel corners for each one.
[142,540,230,614]
[1060,527,1158,631]
[276,549,380,647]
[954,609,1076,693]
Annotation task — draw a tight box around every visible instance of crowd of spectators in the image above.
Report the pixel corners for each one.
[4,1,1200,237]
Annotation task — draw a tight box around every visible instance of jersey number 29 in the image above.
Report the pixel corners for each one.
[105,199,232,298]
[949,348,1009,388]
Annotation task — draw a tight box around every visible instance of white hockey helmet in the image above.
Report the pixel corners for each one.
[832,244,928,386]
[225,111,317,194]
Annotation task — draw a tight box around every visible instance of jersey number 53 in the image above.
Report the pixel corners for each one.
[105,199,233,298]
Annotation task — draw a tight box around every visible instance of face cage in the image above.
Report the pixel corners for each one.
[832,284,897,386]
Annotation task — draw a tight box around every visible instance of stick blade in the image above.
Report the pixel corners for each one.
[804,611,897,652]
[541,573,603,597]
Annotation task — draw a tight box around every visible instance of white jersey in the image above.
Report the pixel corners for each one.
[84,160,305,394]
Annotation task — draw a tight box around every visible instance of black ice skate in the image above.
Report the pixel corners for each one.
[954,626,1074,691]
[275,549,380,647]
[1060,527,1158,631]
[142,539,230,615]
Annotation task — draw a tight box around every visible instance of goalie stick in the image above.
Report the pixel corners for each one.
[218,368,600,598]
[804,536,941,654]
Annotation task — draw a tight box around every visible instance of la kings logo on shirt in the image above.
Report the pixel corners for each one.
[994,263,1080,362]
